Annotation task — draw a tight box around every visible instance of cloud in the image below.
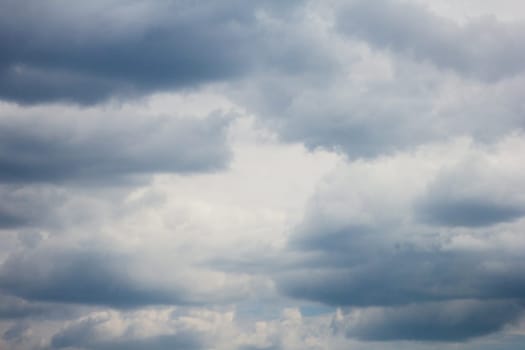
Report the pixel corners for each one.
[53,332,204,350]
[0,115,339,311]
[239,346,281,350]
[230,37,525,159]
[417,197,524,227]
[2,322,31,345]
[0,211,27,229]
[0,238,252,309]
[229,52,433,158]
[49,309,207,350]
[336,300,522,341]
[415,135,525,227]
[0,105,231,184]
[0,0,305,105]
[0,295,55,320]
[223,0,525,160]
[337,0,525,81]
[1,1,525,349]
[278,249,525,307]
[0,92,237,232]
[44,307,308,350]
[274,136,525,340]
[0,186,64,229]
[0,220,255,309]
[0,248,184,308]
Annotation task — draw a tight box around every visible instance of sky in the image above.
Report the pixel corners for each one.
[1,0,525,349]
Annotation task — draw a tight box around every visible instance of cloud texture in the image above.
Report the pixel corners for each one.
[1,1,525,349]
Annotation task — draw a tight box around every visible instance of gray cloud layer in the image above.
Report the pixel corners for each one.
[52,331,203,350]
[0,0,301,104]
[338,0,525,81]
[0,112,231,183]
[2,0,525,349]
[0,249,181,308]
[273,138,525,341]
[338,300,523,341]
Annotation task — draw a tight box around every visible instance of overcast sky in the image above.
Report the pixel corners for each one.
[1,1,525,349]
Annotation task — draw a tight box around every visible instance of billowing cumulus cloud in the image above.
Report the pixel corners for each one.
[230,37,525,159]
[48,309,212,350]
[43,308,342,350]
[2,1,525,349]
[0,97,233,235]
[275,135,525,339]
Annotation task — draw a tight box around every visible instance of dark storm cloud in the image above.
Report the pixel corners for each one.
[276,200,525,341]
[414,154,525,227]
[0,249,186,308]
[280,227,525,341]
[279,241,525,307]
[337,0,525,80]
[341,300,523,342]
[0,211,27,229]
[0,0,301,104]
[0,112,231,184]
[417,197,524,227]
[0,67,120,106]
